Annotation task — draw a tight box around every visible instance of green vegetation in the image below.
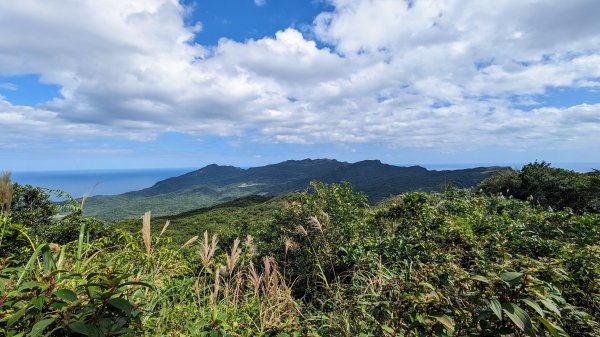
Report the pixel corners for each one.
[8,183,110,245]
[117,195,280,246]
[479,161,600,213]
[1,163,599,336]
[83,159,509,222]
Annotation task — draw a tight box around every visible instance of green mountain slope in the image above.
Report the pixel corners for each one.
[84,159,509,221]
[117,194,279,245]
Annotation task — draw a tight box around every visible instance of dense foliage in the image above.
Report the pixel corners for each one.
[7,184,111,245]
[1,166,599,336]
[479,161,600,213]
[117,195,278,247]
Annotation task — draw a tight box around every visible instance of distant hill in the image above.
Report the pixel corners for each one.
[84,159,509,221]
[117,195,278,246]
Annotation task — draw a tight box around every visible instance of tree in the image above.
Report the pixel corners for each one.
[11,183,56,230]
[479,161,599,213]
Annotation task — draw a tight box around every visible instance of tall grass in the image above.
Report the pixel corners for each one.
[0,171,12,213]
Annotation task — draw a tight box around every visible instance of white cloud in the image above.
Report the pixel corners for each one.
[0,0,599,154]
[254,0,267,7]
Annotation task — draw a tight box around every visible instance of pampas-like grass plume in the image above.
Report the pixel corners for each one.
[200,231,218,268]
[211,266,220,305]
[226,238,241,274]
[0,171,13,213]
[284,238,297,256]
[182,235,199,248]
[247,261,261,297]
[142,211,151,256]
[296,225,308,236]
[244,234,256,258]
[309,216,323,232]
[159,220,170,237]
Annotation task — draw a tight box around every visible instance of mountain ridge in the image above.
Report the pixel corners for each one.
[84,158,510,221]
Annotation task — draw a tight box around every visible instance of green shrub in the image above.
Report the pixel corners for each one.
[10,184,56,232]
[261,181,369,298]
[480,161,600,213]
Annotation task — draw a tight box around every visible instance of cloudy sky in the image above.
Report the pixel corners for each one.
[1,0,599,170]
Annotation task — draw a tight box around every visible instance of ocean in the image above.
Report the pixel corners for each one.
[11,168,192,198]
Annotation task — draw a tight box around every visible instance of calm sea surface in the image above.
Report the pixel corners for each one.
[11,168,192,198]
[10,162,598,198]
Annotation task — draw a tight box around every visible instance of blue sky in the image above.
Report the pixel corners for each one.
[1,0,599,171]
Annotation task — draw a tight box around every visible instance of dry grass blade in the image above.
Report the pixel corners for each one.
[142,211,151,256]
[233,273,242,305]
[211,266,220,305]
[263,256,277,296]
[182,235,198,248]
[159,220,170,237]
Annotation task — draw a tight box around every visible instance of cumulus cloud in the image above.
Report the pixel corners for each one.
[0,0,599,153]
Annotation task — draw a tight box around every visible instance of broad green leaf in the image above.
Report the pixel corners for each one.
[53,289,78,302]
[7,306,28,327]
[19,281,43,290]
[433,314,455,332]
[488,298,502,320]
[500,271,523,286]
[49,302,67,310]
[31,295,48,310]
[537,316,561,337]
[108,297,132,315]
[30,318,55,337]
[381,325,395,334]
[540,299,561,317]
[69,322,101,337]
[471,275,491,283]
[420,282,435,290]
[522,298,545,317]
[98,317,112,334]
[502,303,535,335]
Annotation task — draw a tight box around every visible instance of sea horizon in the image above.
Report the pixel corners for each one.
[9,161,599,199]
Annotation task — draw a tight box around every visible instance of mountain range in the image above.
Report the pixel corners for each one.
[83,159,509,221]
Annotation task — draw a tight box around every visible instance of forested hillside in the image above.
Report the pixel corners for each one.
[84,159,508,221]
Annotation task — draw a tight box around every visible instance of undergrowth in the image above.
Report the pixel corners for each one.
[1,169,599,336]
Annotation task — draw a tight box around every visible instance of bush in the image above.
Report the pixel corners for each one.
[261,181,369,298]
[10,184,56,231]
[480,161,600,213]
